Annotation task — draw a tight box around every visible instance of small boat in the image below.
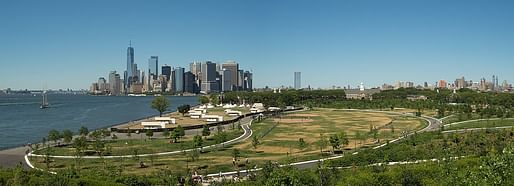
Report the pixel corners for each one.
[40,91,49,109]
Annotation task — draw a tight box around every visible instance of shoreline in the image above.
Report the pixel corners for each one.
[0,104,200,168]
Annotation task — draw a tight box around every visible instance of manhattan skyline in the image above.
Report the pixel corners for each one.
[1,0,514,90]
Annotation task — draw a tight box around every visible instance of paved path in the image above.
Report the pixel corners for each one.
[0,146,31,169]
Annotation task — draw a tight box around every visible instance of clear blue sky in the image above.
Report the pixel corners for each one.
[1,0,514,90]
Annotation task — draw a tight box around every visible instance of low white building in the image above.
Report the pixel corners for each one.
[202,114,223,122]
[141,121,167,129]
[154,117,176,124]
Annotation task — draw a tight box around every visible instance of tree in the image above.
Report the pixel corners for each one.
[73,136,87,156]
[329,134,341,153]
[193,135,203,149]
[177,104,191,116]
[199,96,209,104]
[48,129,61,145]
[100,129,111,139]
[145,130,154,139]
[189,149,200,162]
[338,131,349,148]
[151,96,170,117]
[318,133,328,157]
[62,129,73,144]
[175,125,185,139]
[162,129,170,138]
[214,131,228,147]
[89,130,102,142]
[252,135,260,151]
[298,138,308,150]
[202,125,211,139]
[170,129,180,143]
[79,126,89,136]
[232,148,241,162]
[211,96,220,105]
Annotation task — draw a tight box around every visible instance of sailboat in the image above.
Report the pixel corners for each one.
[40,91,49,109]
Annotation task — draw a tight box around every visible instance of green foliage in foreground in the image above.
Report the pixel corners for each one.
[331,128,514,167]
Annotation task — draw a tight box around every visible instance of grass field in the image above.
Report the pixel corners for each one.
[33,129,244,156]
[444,118,514,131]
[34,108,426,175]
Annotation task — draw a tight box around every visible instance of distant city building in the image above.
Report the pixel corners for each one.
[109,71,122,95]
[243,71,253,91]
[98,77,108,93]
[174,67,185,93]
[184,71,198,93]
[455,76,466,89]
[221,69,232,92]
[438,80,447,89]
[148,56,158,80]
[294,72,301,89]
[125,42,135,92]
[222,61,239,91]
[237,70,244,91]
[201,61,219,93]
[162,65,171,82]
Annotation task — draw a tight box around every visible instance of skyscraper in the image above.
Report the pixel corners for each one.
[294,72,301,89]
[148,56,158,80]
[222,61,239,91]
[174,67,185,93]
[237,70,244,90]
[221,69,232,92]
[201,61,219,93]
[125,42,135,92]
[162,65,171,81]
[244,71,253,91]
[184,71,197,93]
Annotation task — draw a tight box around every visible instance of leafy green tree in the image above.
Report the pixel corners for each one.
[162,129,170,138]
[48,129,61,144]
[214,131,228,147]
[100,129,111,139]
[329,134,340,153]
[189,149,200,162]
[89,130,102,142]
[151,96,170,117]
[252,135,260,151]
[232,148,241,162]
[177,104,191,116]
[298,138,308,150]
[78,126,89,136]
[73,136,87,156]
[175,125,185,139]
[318,133,328,157]
[62,129,73,144]
[211,96,220,105]
[170,129,180,143]
[338,131,349,148]
[202,125,211,139]
[199,96,209,104]
[145,130,154,139]
[193,135,203,149]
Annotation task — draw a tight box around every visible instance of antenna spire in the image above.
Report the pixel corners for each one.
[129,40,132,47]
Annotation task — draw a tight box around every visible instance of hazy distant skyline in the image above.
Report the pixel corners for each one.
[1,0,514,90]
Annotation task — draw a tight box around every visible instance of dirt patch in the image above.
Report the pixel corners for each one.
[286,114,320,117]
[273,118,314,123]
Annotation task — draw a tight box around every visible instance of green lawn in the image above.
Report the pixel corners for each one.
[33,129,244,156]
